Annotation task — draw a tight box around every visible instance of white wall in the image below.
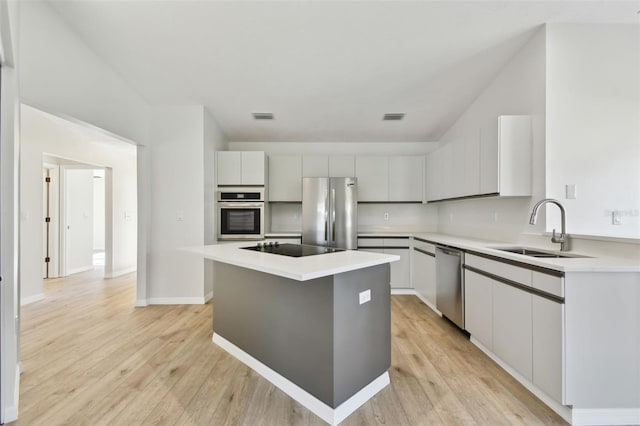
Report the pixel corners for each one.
[93,169,105,250]
[546,24,640,239]
[18,1,149,144]
[64,168,94,274]
[229,141,440,232]
[20,105,138,303]
[147,106,207,303]
[0,0,20,420]
[203,109,227,300]
[436,28,547,242]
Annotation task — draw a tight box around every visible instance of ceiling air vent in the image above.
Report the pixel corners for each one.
[383,113,405,121]
[252,112,274,120]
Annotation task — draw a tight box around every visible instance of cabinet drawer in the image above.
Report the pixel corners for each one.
[384,238,410,248]
[413,240,436,255]
[465,254,532,287]
[357,238,384,248]
[532,272,564,298]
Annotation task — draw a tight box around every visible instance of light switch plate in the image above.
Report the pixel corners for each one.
[565,184,577,199]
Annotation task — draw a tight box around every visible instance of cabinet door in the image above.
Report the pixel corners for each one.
[463,131,481,197]
[533,295,564,403]
[492,281,533,380]
[302,156,329,178]
[480,120,499,194]
[217,151,241,186]
[439,144,454,200]
[412,248,436,305]
[268,155,302,201]
[355,156,389,201]
[464,270,493,350]
[425,149,442,201]
[329,156,355,177]
[450,140,465,198]
[389,156,423,202]
[385,248,410,289]
[241,152,265,185]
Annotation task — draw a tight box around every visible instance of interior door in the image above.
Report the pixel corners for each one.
[63,169,94,275]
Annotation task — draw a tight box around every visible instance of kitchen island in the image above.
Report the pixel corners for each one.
[189,242,399,425]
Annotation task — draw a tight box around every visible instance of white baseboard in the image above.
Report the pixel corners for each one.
[67,265,94,275]
[204,291,213,303]
[412,291,442,316]
[21,293,45,306]
[2,405,18,423]
[135,299,148,307]
[104,266,137,278]
[147,297,207,305]
[572,408,640,425]
[213,333,390,425]
[390,288,414,295]
[470,337,573,424]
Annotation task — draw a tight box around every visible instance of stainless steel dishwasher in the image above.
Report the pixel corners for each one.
[435,246,465,329]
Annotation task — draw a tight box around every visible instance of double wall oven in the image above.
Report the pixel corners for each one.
[217,187,264,240]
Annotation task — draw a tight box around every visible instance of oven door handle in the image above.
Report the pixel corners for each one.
[218,202,264,208]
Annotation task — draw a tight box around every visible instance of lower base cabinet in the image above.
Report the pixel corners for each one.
[358,238,410,289]
[464,270,493,349]
[532,295,563,403]
[411,242,436,306]
[492,281,533,381]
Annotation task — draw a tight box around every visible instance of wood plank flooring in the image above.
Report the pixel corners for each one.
[17,269,566,425]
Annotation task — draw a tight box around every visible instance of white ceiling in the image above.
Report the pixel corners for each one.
[47,1,639,143]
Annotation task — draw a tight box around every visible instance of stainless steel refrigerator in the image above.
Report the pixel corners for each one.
[302,177,358,249]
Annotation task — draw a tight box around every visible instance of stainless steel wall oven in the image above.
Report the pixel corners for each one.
[217,187,264,240]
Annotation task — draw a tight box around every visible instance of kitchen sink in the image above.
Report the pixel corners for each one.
[493,247,591,258]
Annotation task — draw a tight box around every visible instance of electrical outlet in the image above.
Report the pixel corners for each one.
[565,184,577,199]
[359,289,371,305]
[177,211,184,222]
[493,212,498,223]
[383,212,389,221]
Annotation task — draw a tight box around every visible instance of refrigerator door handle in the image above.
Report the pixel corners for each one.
[331,188,336,242]
[324,189,329,242]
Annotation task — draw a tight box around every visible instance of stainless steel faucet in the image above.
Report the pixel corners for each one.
[529,198,570,251]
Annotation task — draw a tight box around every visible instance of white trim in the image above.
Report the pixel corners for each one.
[204,291,213,303]
[470,337,573,424]
[20,293,45,306]
[213,333,390,425]
[390,288,414,295]
[2,406,17,423]
[571,408,640,425]
[147,297,207,305]
[104,266,136,278]
[134,299,148,307]
[412,291,442,316]
[66,265,93,276]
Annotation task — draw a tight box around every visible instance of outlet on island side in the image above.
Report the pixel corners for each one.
[359,289,371,305]
[383,212,389,221]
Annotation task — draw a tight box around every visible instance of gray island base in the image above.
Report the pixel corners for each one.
[212,261,391,425]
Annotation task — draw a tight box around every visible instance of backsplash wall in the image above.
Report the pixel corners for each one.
[269,202,438,233]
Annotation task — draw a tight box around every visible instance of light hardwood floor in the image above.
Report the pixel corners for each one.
[18,269,566,425]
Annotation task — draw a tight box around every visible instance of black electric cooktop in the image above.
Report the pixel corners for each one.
[242,243,345,257]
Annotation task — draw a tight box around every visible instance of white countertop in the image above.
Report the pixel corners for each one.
[187,242,400,281]
[413,233,640,273]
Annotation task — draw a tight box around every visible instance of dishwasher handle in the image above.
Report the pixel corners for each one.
[437,247,462,257]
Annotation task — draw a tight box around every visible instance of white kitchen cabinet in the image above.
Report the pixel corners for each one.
[355,157,389,202]
[358,237,410,289]
[389,156,423,202]
[426,115,531,201]
[480,115,532,196]
[302,156,329,178]
[492,280,533,381]
[532,294,564,403]
[268,155,302,201]
[425,148,442,201]
[411,240,436,307]
[329,156,355,177]
[216,151,265,186]
[464,270,493,350]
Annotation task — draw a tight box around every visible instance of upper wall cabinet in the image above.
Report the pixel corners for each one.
[302,156,356,178]
[217,151,265,186]
[425,115,532,202]
[269,155,302,201]
[356,156,424,202]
